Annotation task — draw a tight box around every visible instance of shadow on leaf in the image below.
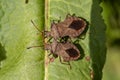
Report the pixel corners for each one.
[0,43,7,69]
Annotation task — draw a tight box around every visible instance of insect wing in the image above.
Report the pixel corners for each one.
[61,42,80,61]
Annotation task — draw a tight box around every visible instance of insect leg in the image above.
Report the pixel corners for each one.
[68,61,72,69]
[47,53,55,63]
[48,53,52,56]
[47,37,52,43]
[58,16,61,23]
[59,56,62,63]
[27,45,44,49]
[59,56,72,69]
[72,13,76,17]
[66,13,71,18]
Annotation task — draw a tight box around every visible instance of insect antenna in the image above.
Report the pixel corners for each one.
[27,20,45,50]
[31,20,43,33]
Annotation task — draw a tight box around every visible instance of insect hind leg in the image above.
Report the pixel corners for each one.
[59,56,72,69]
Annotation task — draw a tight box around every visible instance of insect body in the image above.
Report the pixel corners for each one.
[45,14,87,39]
[28,14,84,67]
[45,40,80,62]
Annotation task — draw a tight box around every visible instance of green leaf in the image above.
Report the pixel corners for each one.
[0,0,44,80]
[46,0,106,80]
[0,0,106,80]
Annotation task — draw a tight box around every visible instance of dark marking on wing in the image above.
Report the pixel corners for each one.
[65,48,79,57]
[69,20,85,30]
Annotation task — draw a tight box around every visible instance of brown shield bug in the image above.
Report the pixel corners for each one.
[44,40,80,63]
[28,18,82,68]
[45,14,87,40]
[27,40,80,68]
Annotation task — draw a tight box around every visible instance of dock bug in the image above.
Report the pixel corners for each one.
[29,19,81,61]
[45,14,87,40]
[27,40,80,67]
[28,18,82,68]
[45,40,80,63]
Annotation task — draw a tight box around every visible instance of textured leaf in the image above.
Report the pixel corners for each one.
[0,0,44,80]
[0,0,106,80]
[45,0,106,80]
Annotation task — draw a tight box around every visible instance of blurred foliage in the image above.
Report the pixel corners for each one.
[101,0,120,80]
[101,0,120,47]
[103,47,120,80]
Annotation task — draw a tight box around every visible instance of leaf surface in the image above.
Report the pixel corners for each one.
[0,0,45,80]
[0,0,106,80]
[46,0,106,80]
